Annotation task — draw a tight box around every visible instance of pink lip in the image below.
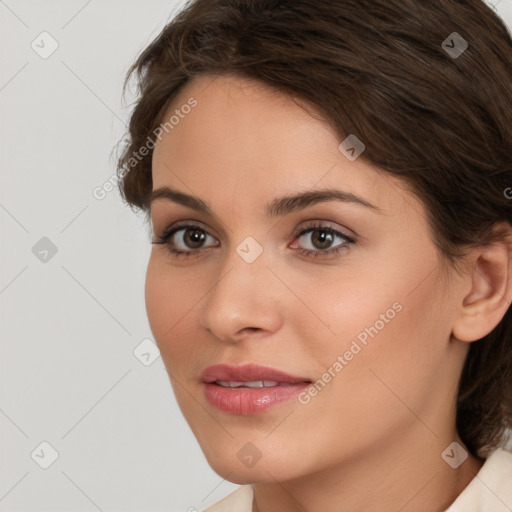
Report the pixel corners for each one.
[200,364,312,415]
[200,363,311,384]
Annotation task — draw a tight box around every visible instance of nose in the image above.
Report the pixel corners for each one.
[199,245,284,343]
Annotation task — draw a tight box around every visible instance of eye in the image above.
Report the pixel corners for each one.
[290,223,354,257]
[152,223,219,258]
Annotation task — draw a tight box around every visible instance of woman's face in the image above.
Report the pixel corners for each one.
[146,74,469,482]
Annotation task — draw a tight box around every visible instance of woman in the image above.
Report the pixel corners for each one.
[116,1,512,510]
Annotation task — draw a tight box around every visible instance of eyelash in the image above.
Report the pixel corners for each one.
[151,222,355,260]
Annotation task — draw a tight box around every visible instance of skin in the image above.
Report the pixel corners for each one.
[146,74,512,512]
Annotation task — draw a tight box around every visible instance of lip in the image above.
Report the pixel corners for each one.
[200,363,311,384]
[201,364,312,415]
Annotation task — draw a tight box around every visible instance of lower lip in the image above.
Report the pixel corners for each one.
[203,382,310,415]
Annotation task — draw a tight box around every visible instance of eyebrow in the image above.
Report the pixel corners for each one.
[149,186,382,217]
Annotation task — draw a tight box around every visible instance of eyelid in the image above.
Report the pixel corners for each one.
[291,220,353,238]
[151,211,228,242]
[155,219,217,240]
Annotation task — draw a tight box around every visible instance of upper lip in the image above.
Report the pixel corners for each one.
[200,364,312,384]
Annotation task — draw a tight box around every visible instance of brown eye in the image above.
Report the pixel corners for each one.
[296,227,348,252]
[171,227,217,251]
[152,223,219,258]
[310,230,335,250]
[181,228,207,249]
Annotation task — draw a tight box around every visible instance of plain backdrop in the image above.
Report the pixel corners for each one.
[1,1,511,511]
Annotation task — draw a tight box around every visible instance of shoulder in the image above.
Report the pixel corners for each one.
[202,485,254,512]
[445,447,512,511]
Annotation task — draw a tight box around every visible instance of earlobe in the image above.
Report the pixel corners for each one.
[452,236,512,343]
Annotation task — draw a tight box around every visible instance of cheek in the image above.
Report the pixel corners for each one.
[145,260,169,335]
[293,268,401,360]
[305,273,444,433]
[144,258,196,362]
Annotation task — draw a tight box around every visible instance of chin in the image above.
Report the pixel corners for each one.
[201,443,307,485]
[212,468,262,485]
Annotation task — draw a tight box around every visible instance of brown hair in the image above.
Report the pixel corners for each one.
[116,0,512,457]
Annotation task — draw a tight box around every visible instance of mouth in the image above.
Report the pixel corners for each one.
[200,364,313,415]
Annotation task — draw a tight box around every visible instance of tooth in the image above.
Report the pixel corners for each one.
[215,380,280,388]
[231,381,247,388]
[228,381,246,387]
[244,380,281,387]
[215,380,245,387]
[244,381,264,388]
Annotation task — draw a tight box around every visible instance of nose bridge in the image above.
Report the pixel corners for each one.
[199,236,283,340]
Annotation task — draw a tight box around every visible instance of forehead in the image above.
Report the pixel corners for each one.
[150,74,413,219]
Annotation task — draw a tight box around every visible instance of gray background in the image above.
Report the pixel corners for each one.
[1,1,511,511]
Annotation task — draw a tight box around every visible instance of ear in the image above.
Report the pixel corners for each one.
[452,223,512,343]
